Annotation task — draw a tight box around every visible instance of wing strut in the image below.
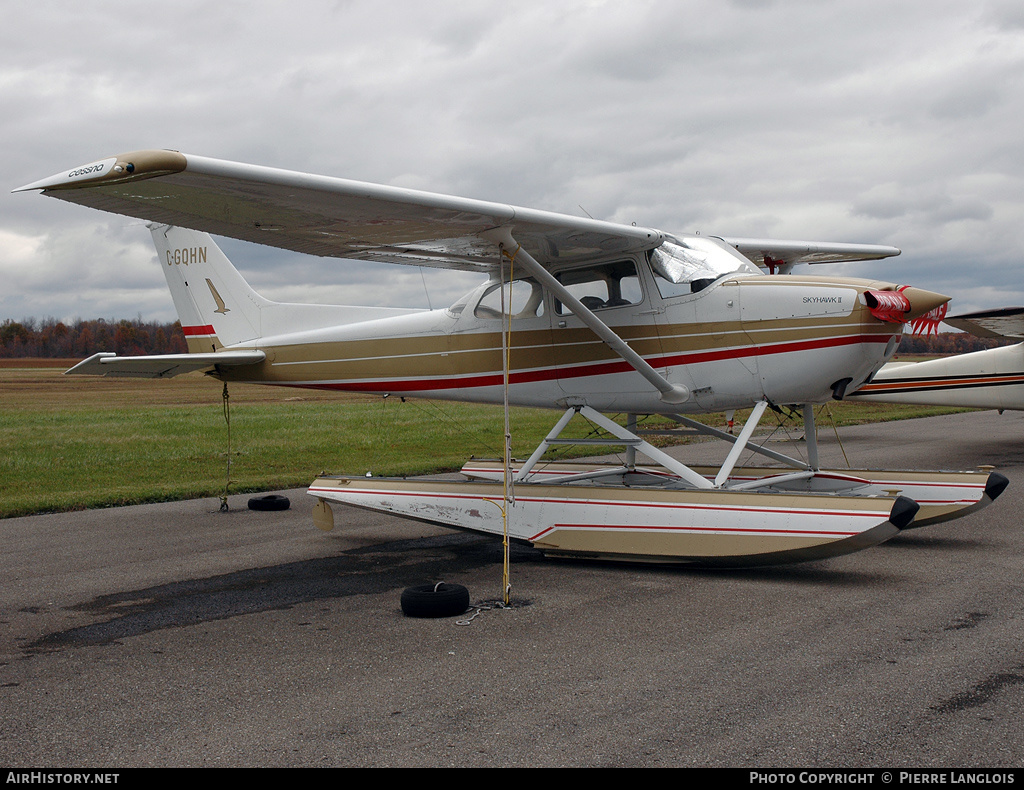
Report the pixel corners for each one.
[482,227,690,405]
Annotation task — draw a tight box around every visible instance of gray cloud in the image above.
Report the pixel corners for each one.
[3,0,1024,324]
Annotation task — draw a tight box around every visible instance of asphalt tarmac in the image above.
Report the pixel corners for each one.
[2,410,1023,768]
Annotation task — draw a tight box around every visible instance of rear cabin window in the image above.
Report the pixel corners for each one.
[473,279,545,319]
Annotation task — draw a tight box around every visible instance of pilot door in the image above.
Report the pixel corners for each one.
[549,259,668,407]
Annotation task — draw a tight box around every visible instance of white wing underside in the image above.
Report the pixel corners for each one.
[16,149,900,271]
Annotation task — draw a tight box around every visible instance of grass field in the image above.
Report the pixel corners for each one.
[0,359,969,518]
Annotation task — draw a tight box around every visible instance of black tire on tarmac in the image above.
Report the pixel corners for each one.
[400,583,471,618]
[247,494,291,511]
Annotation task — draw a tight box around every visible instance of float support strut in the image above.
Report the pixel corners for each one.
[714,400,769,487]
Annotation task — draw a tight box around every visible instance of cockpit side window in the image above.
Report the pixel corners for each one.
[473,278,546,319]
[554,261,642,316]
[649,236,760,299]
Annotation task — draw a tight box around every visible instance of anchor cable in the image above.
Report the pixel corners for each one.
[220,380,232,511]
[497,242,520,606]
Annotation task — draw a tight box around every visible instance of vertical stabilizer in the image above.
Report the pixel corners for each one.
[149,224,269,351]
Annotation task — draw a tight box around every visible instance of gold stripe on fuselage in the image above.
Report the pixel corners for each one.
[218,279,895,387]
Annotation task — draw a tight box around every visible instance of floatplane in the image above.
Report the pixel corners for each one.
[16,150,1008,566]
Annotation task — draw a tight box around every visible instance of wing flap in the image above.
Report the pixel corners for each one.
[66,350,266,379]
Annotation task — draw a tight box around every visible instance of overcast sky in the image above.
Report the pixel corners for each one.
[4,0,1024,325]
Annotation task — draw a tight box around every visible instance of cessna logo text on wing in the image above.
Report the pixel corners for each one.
[165,247,208,266]
[67,164,106,178]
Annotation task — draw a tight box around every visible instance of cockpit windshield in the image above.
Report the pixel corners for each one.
[649,236,760,297]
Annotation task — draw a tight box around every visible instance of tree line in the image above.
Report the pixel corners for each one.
[0,317,188,358]
[894,332,1014,355]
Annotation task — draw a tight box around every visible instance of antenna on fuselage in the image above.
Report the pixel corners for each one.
[418,267,433,310]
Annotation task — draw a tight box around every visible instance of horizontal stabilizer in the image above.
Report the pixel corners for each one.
[65,350,266,379]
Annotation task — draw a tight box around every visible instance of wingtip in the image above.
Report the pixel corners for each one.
[13,150,187,194]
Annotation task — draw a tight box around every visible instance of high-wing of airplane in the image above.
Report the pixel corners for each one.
[15,150,1007,567]
[851,307,1024,411]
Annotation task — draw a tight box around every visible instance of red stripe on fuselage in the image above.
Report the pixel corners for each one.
[293,333,890,394]
[857,373,1024,393]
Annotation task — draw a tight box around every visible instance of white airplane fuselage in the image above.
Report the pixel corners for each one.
[206,267,925,414]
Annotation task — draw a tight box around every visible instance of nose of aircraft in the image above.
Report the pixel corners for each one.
[899,286,950,321]
[863,286,950,323]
